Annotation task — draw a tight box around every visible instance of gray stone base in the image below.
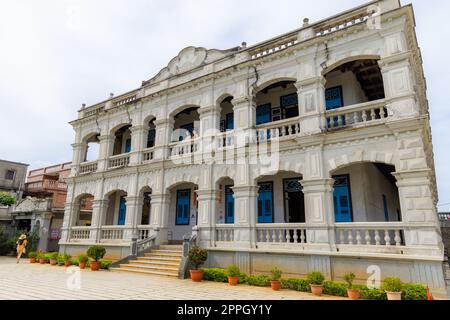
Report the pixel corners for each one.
[59,243,131,261]
[207,250,449,299]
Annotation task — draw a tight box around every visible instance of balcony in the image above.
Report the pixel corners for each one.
[325,99,389,131]
[79,161,98,175]
[256,117,300,142]
[108,154,130,169]
[25,179,67,192]
[169,138,200,158]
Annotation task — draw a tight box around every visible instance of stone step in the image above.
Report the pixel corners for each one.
[128,260,180,268]
[137,256,182,262]
[159,245,183,250]
[111,267,178,277]
[151,249,183,255]
[144,253,183,259]
[120,263,180,272]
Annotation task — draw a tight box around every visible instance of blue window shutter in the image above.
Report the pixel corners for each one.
[333,175,352,223]
[325,86,344,110]
[125,138,132,153]
[256,104,271,125]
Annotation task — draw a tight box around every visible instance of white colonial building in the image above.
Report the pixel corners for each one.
[60,0,448,297]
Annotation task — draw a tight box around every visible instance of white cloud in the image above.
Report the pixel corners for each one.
[0,0,449,208]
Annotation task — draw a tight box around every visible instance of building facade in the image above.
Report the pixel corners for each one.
[60,0,447,297]
[0,159,28,227]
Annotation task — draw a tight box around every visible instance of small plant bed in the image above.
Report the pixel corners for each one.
[202,268,429,300]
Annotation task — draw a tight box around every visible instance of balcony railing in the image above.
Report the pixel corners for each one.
[256,223,307,244]
[26,180,66,192]
[439,213,450,221]
[256,117,300,142]
[215,225,235,242]
[142,147,155,163]
[108,154,130,169]
[79,161,98,174]
[100,226,126,241]
[169,138,200,158]
[216,131,235,149]
[70,227,92,241]
[335,222,405,247]
[137,225,153,240]
[325,99,389,130]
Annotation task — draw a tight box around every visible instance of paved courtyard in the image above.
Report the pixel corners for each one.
[0,257,345,300]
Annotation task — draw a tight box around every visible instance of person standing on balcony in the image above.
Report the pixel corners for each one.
[16,234,28,264]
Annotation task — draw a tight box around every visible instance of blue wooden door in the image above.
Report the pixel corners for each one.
[118,196,127,225]
[225,186,234,224]
[256,104,271,125]
[176,190,190,225]
[258,183,273,223]
[226,113,234,131]
[333,176,352,223]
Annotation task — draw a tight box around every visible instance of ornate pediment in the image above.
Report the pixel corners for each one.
[144,46,238,85]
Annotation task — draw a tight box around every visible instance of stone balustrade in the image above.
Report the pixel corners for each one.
[335,222,405,247]
[108,154,130,169]
[70,227,91,241]
[256,117,300,142]
[325,99,389,130]
[79,161,98,174]
[142,148,155,163]
[169,138,200,158]
[100,226,127,241]
[138,225,153,240]
[256,223,307,244]
[215,225,235,242]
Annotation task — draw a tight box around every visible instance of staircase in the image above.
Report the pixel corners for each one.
[110,245,183,278]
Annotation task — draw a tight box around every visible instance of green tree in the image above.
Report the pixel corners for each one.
[0,192,16,207]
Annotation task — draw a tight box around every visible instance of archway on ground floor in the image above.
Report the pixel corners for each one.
[215,177,235,224]
[255,171,305,224]
[103,190,128,226]
[74,193,94,226]
[167,182,199,243]
[138,186,152,225]
[330,162,401,223]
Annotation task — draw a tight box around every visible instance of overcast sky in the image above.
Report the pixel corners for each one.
[1,0,449,210]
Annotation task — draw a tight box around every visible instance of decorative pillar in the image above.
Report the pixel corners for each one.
[60,201,78,243]
[301,178,336,252]
[123,196,143,240]
[150,193,170,245]
[394,170,443,256]
[154,119,173,161]
[198,105,221,161]
[129,125,147,165]
[90,199,108,242]
[232,96,256,146]
[295,76,326,136]
[232,185,258,249]
[70,143,85,176]
[97,134,114,171]
[196,189,217,247]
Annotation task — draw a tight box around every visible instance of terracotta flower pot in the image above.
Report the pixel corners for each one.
[39,258,46,264]
[386,292,402,301]
[50,259,57,266]
[190,269,204,282]
[64,261,72,267]
[310,284,324,296]
[29,258,36,264]
[347,289,360,300]
[271,280,281,291]
[79,262,86,270]
[228,276,239,286]
[90,261,101,271]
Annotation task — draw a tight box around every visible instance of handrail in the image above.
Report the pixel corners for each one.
[178,227,199,279]
[325,99,386,117]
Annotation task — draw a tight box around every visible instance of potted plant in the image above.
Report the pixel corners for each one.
[344,273,360,300]
[49,252,59,266]
[28,251,37,264]
[87,246,106,271]
[382,277,403,301]
[270,267,282,291]
[78,254,89,269]
[227,264,240,286]
[308,272,325,296]
[62,254,72,267]
[37,252,46,264]
[188,246,208,282]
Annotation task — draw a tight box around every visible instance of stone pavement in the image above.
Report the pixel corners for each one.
[0,257,345,300]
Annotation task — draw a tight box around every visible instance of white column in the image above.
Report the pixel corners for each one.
[97,134,114,171]
[129,125,146,165]
[153,119,173,161]
[232,96,256,145]
[90,199,108,242]
[295,76,326,136]
[70,143,85,176]
[123,196,142,240]
[198,105,220,161]
[196,189,217,247]
[60,202,76,243]
[394,170,443,256]
[150,193,170,245]
[232,185,258,249]
[301,178,336,252]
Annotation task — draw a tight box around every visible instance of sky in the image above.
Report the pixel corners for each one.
[0,0,449,210]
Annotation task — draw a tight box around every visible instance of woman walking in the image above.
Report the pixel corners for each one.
[16,234,28,263]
